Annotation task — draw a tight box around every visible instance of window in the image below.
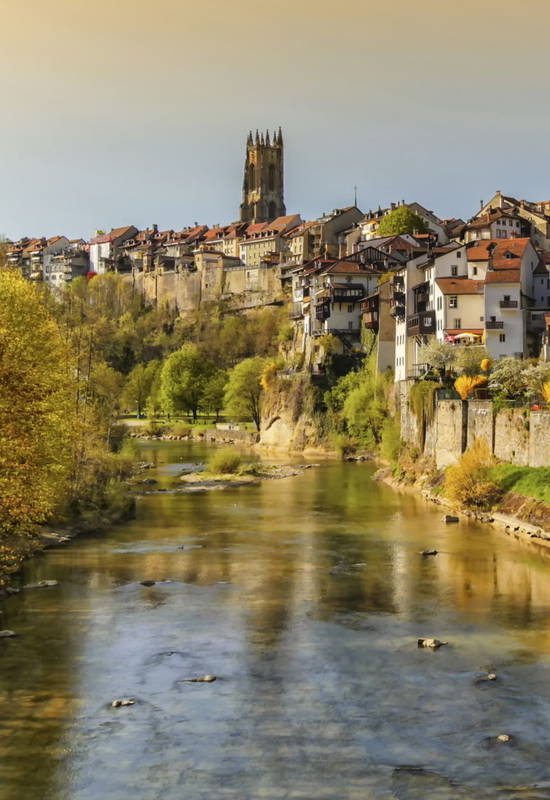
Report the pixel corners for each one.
[347,304,353,313]
[348,321,353,330]
[499,333,506,342]
[472,266,478,275]
[449,296,457,308]
[504,295,510,302]
[451,265,458,276]
[456,251,461,258]
[480,316,484,322]
[454,318,461,329]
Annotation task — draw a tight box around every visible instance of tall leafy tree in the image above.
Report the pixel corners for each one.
[223,357,265,430]
[160,343,215,420]
[377,207,429,237]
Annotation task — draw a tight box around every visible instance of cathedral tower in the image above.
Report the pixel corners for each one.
[240,128,286,224]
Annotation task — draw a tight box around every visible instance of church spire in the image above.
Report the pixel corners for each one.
[265,130,270,146]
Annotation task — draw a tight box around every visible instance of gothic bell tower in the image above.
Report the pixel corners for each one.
[240,128,286,224]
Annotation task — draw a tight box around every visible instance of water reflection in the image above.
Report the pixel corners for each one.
[2,441,550,798]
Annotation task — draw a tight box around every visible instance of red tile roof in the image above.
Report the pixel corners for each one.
[484,269,521,284]
[436,278,484,295]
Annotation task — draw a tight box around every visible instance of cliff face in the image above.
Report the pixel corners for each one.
[259,374,323,451]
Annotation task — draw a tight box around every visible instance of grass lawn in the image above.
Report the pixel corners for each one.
[490,464,550,505]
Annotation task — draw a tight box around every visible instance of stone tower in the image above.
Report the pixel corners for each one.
[240,128,286,224]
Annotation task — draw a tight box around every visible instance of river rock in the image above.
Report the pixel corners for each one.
[185,675,217,683]
[417,638,447,649]
[24,580,59,589]
[0,630,18,638]
[140,580,156,587]
[443,515,459,524]
[497,733,512,743]
[420,549,438,556]
[111,698,135,707]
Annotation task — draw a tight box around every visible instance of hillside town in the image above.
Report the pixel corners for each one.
[5,130,550,382]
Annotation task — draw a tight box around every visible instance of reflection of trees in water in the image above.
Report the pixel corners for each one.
[0,579,83,799]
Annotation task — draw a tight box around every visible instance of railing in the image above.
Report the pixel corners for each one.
[289,303,303,319]
[363,311,378,329]
[390,304,406,318]
[332,292,362,303]
[485,320,504,329]
[499,300,518,308]
[391,276,404,289]
[392,290,405,303]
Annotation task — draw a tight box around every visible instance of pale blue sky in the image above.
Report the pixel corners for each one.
[2,0,550,239]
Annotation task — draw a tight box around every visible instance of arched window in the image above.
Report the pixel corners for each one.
[268,164,275,191]
[248,162,256,189]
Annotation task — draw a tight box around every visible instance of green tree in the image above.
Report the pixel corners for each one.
[160,343,214,420]
[418,340,456,376]
[202,370,228,421]
[122,360,160,416]
[0,270,73,537]
[377,206,429,237]
[224,357,265,430]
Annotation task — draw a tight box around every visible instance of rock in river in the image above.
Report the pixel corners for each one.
[420,549,438,556]
[140,580,156,587]
[497,733,512,743]
[0,630,18,638]
[184,675,217,683]
[417,638,448,649]
[443,515,459,524]
[111,698,135,708]
[23,580,58,589]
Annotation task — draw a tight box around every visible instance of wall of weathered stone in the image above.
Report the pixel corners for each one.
[434,399,467,468]
[494,409,530,466]
[528,411,550,467]
[467,400,494,452]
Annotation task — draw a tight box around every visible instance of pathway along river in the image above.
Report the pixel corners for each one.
[2,442,550,799]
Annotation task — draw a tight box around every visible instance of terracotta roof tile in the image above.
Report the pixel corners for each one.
[436,278,484,295]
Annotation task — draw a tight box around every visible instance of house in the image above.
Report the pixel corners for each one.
[89,225,138,274]
[463,209,529,243]
[45,240,89,287]
[477,191,550,250]
[239,214,302,267]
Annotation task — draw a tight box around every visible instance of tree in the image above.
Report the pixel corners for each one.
[489,358,528,401]
[0,270,74,537]
[202,370,227,421]
[418,340,456,375]
[377,207,429,237]
[454,346,490,376]
[224,357,265,430]
[122,360,160,416]
[160,343,214,420]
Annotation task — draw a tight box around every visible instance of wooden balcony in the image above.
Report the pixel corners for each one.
[362,311,379,330]
[407,310,436,336]
[499,300,518,309]
[486,320,504,329]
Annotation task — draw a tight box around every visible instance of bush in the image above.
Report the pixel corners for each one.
[380,416,401,463]
[170,422,192,437]
[330,433,356,460]
[444,439,502,510]
[207,448,243,474]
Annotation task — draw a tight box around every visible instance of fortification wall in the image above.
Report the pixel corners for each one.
[494,409,529,466]
[467,400,494,452]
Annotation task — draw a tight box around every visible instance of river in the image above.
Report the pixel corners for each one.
[2,441,550,799]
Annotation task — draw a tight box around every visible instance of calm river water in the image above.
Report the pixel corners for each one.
[2,441,550,799]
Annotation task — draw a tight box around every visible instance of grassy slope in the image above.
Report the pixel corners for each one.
[490,464,550,505]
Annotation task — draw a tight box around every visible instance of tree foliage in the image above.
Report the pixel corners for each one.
[377,207,429,237]
[224,357,265,430]
[160,344,215,420]
[0,271,74,537]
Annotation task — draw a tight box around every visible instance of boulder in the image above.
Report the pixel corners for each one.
[0,630,18,638]
[24,580,58,589]
[444,515,459,524]
[420,549,438,556]
[140,580,156,587]
[497,734,512,743]
[417,638,447,649]
[111,698,135,708]
[185,675,217,683]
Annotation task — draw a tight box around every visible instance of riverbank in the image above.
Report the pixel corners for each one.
[375,464,550,553]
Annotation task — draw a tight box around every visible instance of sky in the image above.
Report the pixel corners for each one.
[2,0,550,239]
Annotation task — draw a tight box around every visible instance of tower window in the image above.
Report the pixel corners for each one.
[248,163,255,189]
[268,164,275,191]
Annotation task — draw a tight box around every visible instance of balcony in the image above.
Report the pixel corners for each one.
[392,290,405,304]
[499,300,518,309]
[332,291,362,303]
[363,311,379,329]
[407,310,436,336]
[289,303,303,320]
[391,275,404,289]
[390,304,406,319]
[485,320,504,330]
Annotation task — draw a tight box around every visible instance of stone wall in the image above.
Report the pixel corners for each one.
[434,399,467,468]
[467,400,494,452]
[528,411,550,467]
[494,409,530,466]
[398,381,550,467]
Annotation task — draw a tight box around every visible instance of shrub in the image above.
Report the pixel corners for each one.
[444,439,502,510]
[170,422,192,437]
[454,374,487,400]
[380,416,401,463]
[543,381,550,406]
[207,448,243,474]
[330,433,357,460]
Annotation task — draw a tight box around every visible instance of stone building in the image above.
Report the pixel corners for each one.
[240,129,285,224]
